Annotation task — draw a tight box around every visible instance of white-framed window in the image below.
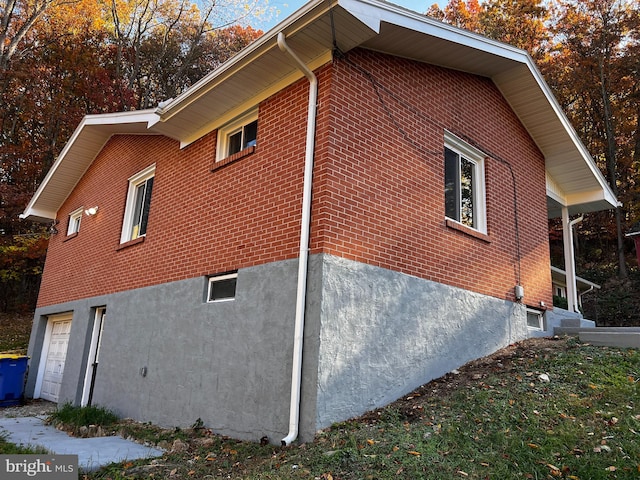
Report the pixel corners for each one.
[207,272,238,302]
[120,164,155,243]
[67,207,83,235]
[444,131,487,233]
[216,109,258,161]
[526,307,545,330]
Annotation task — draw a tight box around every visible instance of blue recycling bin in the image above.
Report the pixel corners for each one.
[0,355,29,407]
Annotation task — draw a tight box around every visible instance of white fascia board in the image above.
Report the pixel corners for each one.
[21,116,95,221]
[551,266,601,290]
[152,0,337,125]
[19,207,58,223]
[341,0,527,62]
[21,110,160,221]
[515,60,618,210]
[565,189,613,207]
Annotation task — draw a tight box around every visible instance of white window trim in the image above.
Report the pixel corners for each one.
[67,207,83,235]
[120,164,155,244]
[526,307,544,330]
[444,131,487,234]
[216,109,258,162]
[555,286,566,298]
[207,272,238,303]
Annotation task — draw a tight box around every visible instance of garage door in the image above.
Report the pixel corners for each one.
[40,315,72,402]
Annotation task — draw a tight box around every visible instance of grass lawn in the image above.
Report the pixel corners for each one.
[73,336,639,480]
[0,315,637,479]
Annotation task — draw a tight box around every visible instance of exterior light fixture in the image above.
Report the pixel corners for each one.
[85,206,99,216]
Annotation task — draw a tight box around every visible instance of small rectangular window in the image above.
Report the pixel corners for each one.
[216,110,258,162]
[67,208,83,235]
[526,308,544,330]
[207,272,238,302]
[130,177,154,239]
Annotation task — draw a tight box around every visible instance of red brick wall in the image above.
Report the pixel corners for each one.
[312,49,552,307]
[37,77,315,307]
[37,49,552,309]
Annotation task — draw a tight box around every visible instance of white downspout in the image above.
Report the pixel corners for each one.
[277,32,318,446]
[562,206,583,313]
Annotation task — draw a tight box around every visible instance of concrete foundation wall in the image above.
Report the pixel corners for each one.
[26,253,532,443]
[27,260,305,443]
[315,255,529,428]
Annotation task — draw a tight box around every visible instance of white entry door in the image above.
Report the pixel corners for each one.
[40,315,72,402]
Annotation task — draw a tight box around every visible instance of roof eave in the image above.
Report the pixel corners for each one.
[21,110,160,221]
[22,0,619,222]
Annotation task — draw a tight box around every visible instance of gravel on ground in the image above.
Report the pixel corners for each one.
[0,399,57,418]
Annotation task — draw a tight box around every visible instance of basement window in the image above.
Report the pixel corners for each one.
[207,272,238,302]
[526,308,545,330]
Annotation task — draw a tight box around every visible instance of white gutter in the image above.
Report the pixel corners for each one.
[277,32,318,446]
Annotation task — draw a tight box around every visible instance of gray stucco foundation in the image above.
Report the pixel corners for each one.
[314,255,528,428]
[27,259,302,443]
[27,253,528,444]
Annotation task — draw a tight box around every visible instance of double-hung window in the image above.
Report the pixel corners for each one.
[444,132,486,233]
[67,208,83,235]
[216,109,258,162]
[121,165,155,243]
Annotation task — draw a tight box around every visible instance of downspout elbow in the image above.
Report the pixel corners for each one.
[569,215,584,228]
[278,31,318,447]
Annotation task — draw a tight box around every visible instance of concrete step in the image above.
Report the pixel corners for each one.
[553,326,640,348]
[554,327,640,336]
[579,332,640,348]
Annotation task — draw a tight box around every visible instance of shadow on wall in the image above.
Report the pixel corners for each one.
[314,255,527,428]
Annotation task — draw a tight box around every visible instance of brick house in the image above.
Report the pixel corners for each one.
[21,0,617,444]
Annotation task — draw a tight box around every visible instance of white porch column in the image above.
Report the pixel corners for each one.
[561,206,579,313]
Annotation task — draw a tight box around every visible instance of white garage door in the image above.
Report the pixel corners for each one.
[40,315,72,402]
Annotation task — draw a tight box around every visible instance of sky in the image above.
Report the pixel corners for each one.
[257,0,447,31]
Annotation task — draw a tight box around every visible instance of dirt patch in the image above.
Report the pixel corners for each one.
[0,399,56,418]
[362,336,572,423]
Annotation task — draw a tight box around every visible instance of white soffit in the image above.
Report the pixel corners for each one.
[21,111,159,222]
[22,0,617,221]
[150,1,376,146]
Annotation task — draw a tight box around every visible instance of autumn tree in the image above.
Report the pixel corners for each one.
[0,0,267,311]
[546,0,638,278]
[105,0,263,109]
[479,0,549,59]
[428,0,549,57]
[0,0,81,71]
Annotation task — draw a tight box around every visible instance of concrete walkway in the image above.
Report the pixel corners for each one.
[0,416,164,472]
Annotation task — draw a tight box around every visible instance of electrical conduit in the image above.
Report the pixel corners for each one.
[277,32,318,446]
